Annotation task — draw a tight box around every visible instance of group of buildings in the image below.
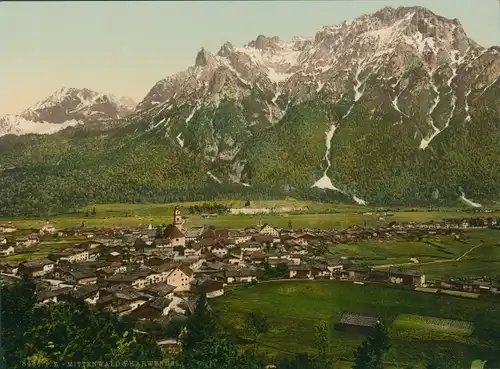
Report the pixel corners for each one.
[0,208,499,329]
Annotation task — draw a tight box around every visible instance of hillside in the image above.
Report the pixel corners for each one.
[0,6,499,216]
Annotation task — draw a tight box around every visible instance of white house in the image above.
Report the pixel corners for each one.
[227,253,243,265]
[259,224,280,237]
[59,249,90,263]
[15,235,39,248]
[39,223,57,235]
[230,232,252,244]
[212,246,228,257]
[184,247,202,257]
[20,258,55,277]
[240,242,262,253]
[0,244,15,256]
[167,264,194,292]
[0,224,17,233]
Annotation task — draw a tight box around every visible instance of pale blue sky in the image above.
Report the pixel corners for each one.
[1,0,499,115]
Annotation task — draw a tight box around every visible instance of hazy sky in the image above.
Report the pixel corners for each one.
[1,0,499,115]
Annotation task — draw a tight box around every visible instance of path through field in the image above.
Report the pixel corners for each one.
[456,243,483,261]
[374,243,483,269]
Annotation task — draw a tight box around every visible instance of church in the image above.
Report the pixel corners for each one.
[163,206,186,247]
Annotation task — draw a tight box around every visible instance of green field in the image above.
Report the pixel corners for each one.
[329,229,500,279]
[211,280,500,368]
[2,236,87,262]
[392,314,474,337]
[3,200,499,230]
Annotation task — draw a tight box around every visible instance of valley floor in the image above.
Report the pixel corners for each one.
[211,280,500,369]
[4,200,500,230]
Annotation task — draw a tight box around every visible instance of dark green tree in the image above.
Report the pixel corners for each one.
[425,347,464,369]
[244,312,269,355]
[276,353,316,369]
[1,279,163,368]
[155,226,164,239]
[183,336,262,369]
[313,320,334,369]
[0,277,37,368]
[91,206,97,216]
[174,245,185,256]
[134,238,148,250]
[181,294,216,352]
[288,220,293,229]
[353,321,390,369]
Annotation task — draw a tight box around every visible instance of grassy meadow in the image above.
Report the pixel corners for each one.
[329,229,500,279]
[211,280,500,369]
[3,200,500,230]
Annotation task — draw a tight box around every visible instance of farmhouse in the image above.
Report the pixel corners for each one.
[15,235,39,248]
[229,231,252,244]
[190,278,224,298]
[36,287,72,306]
[127,296,173,320]
[51,248,90,264]
[388,267,426,287]
[0,244,15,256]
[143,283,176,298]
[19,258,55,277]
[39,222,57,235]
[0,261,20,275]
[259,224,280,238]
[96,286,150,314]
[0,223,17,233]
[71,285,100,304]
[289,265,313,279]
[224,268,259,284]
[166,264,193,292]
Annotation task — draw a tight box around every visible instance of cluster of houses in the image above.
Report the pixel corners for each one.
[0,209,499,329]
[2,214,497,259]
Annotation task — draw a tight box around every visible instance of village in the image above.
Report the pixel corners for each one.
[1,206,500,351]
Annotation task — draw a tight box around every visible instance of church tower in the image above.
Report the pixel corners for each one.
[173,206,184,231]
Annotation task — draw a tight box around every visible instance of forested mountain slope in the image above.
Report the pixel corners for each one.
[1,6,499,216]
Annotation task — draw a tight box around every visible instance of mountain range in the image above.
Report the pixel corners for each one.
[1,6,499,216]
[0,88,136,136]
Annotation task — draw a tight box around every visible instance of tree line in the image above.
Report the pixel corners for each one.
[187,202,230,215]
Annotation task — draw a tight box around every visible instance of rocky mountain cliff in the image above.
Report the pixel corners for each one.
[0,87,136,137]
[0,6,499,216]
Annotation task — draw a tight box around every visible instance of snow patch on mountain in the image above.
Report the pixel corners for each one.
[0,115,81,137]
[312,123,342,192]
[176,133,184,147]
[419,69,441,150]
[460,192,482,208]
[444,60,458,130]
[207,171,222,184]
[353,195,367,205]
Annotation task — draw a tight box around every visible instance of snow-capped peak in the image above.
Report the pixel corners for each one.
[136,6,481,112]
[0,87,136,137]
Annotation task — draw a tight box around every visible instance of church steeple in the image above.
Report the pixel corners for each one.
[173,206,184,231]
